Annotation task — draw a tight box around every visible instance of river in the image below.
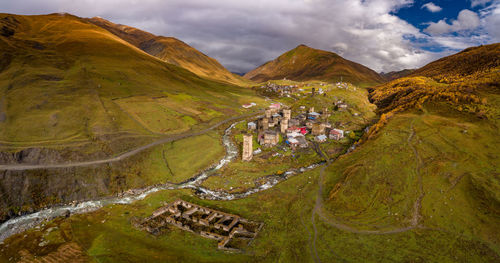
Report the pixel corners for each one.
[0,121,325,242]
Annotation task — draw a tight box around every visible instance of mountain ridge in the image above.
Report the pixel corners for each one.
[0,13,261,151]
[380,69,416,81]
[244,44,384,86]
[87,17,250,86]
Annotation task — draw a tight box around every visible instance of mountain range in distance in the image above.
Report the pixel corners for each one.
[86,16,250,86]
[1,13,409,88]
[1,11,499,263]
[244,44,385,86]
[87,17,392,87]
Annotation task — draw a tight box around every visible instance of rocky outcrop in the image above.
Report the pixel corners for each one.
[0,147,107,165]
[0,146,163,224]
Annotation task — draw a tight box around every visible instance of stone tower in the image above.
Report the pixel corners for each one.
[323,107,330,119]
[260,118,269,130]
[283,109,291,120]
[280,119,289,134]
[312,123,326,135]
[242,134,253,161]
[265,109,272,119]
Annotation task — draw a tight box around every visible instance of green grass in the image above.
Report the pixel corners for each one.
[117,130,226,186]
[160,131,225,183]
[2,149,498,262]
[0,13,265,155]
[321,105,500,253]
[1,16,498,261]
[200,81,376,193]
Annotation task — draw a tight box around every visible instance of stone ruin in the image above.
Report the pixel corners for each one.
[134,200,263,252]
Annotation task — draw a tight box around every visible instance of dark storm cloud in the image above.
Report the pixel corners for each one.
[1,0,499,73]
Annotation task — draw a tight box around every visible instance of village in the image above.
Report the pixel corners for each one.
[252,79,356,99]
[241,102,348,162]
[197,79,372,193]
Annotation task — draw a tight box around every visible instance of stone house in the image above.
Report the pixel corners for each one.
[272,113,282,122]
[286,126,301,134]
[296,135,309,148]
[315,134,327,142]
[269,103,281,111]
[247,122,256,130]
[329,129,344,140]
[308,112,321,120]
[289,118,300,127]
[337,103,348,110]
[286,137,299,148]
[312,123,326,136]
[259,130,279,147]
[305,119,315,129]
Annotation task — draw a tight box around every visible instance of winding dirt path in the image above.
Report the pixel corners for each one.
[311,121,425,240]
[0,111,263,171]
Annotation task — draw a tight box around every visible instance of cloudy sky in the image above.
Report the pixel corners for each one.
[1,0,499,73]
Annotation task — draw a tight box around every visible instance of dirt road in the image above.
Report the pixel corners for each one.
[0,111,263,171]
[311,121,424,239]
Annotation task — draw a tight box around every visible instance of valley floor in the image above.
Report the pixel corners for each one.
[0,83,499,262]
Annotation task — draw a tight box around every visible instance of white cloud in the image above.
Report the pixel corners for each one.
[421,2,442,12]
[0,0,496,73]
[471,0,493,7]
[424,9,480,35]
[482,1,500,41]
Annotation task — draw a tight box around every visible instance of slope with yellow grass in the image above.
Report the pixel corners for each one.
[0,13,263,157]
[244,44,384,86]
[87,17,250,86]
[319,43,500,258]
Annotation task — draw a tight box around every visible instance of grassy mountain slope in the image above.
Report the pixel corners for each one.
[0,13,264,156]
[320,43,500,258]
[87,17,250,86]
[410,43,500,80]
[1,39,499,261]
[380,68,416,81]
[244,44,384,86]
[369,43,500,118]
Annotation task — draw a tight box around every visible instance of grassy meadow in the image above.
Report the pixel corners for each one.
[0,13,266,156]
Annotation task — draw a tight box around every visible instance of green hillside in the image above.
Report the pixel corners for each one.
[318,43,500,259]
[244,44,384,86]
[0,13,264,156]
[87,17,251,86]
[0,12,499,262]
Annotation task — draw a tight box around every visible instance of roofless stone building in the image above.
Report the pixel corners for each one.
[134,200,263,252]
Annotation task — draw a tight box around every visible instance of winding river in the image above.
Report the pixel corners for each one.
[0,121,325,242]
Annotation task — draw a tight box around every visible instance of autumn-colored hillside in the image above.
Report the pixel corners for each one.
[410,43,500,81]
[244,44,384,86]
[380,69,416,81]
[367,43,500,138]
[0,13,263,152]
[370,44,500,115]
[87,17,250,86]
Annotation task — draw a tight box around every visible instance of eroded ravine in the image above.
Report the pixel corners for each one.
[0,121,324,242]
